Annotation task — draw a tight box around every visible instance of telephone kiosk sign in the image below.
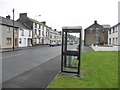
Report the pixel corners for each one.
[61,26,82,77]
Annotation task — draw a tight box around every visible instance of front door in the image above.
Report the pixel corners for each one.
[15,38,18,47]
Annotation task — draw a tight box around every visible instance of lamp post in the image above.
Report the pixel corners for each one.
[13,9,15,51]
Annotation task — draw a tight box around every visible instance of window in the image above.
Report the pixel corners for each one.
[42,31,44,36]
[6,27,10,33]
[42,26,44,30]
[54,35,56,39]
[50,35,52,38]
[109,38,111,44]
[113,38,115,45]
[39,30,41,35]
[116,37,118,45]
[24,38,26,44]
[113,28,115,33]
[103,30,105,33]
[90,28,93,30]
[96,28,99,30]
[35,23,37,28]
[35,29,37,35]
[14,28,17,33]
[21,30,24,36]
[39,38,41,43]
[29,31,31,37]
[39,24,41,29]
[116,27,118,32]
[46,32,47,37]
[109,29,111,34]
[7,38,12,44]
[19,38,22,44]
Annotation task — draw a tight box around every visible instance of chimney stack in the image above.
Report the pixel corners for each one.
[20,13,27,18]
[6,15,10,19]
[41,21,46,25]
[94,20,97,24]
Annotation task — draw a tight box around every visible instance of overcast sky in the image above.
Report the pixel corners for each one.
[0,0,119,32]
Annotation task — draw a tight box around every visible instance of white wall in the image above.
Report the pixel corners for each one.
[118,25,120,45]
[91,45,120,51]
[18,29,32,47]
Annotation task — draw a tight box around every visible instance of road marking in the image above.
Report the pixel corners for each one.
[2,53,24,59]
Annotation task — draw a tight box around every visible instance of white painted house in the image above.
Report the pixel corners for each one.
[16,22,32,47]
[108,23,120,46]
[17,13,48,45]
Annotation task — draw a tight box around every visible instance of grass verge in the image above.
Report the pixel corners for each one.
[48,51,118,88]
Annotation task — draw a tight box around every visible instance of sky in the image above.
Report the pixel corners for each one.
[0,0,119,38]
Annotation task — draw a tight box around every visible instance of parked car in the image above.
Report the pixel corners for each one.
[49,42,56,47]
[57,42,61,46]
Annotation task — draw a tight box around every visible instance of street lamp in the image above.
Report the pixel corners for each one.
[34,15,41,20]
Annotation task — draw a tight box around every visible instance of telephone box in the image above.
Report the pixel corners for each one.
[61,26,82,76]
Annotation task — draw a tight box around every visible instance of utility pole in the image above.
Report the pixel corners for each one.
[13,9,15,51]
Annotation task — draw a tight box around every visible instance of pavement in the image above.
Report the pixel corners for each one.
[0,45,49,53]
[2,55,61,88]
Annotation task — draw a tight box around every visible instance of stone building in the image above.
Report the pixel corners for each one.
[84,21,110,46]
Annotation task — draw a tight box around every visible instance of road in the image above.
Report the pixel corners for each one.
[2,46,61,83]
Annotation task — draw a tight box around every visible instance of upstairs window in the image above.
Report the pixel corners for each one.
[42,26,44,30]
[109,29,111,34]
[6,27,10,33]
[39,30,41,35]
[113,28,115,33]
[39,24,41,29]
[42,31,44,36]
[35,29,37,35]
[21,30,24,36]
[29,31,31,37]
[6,37,12,44]
[35,23,37,28]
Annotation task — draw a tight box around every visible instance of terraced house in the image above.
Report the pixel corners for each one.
[0,15,32,49]
[17,13,49,45]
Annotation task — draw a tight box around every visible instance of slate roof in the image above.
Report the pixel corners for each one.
[28,17,46,26]
[111,23,120,28]
[102,24,111,28]
[0,16,31,30]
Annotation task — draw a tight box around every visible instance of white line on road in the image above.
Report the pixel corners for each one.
[2,53,24,59]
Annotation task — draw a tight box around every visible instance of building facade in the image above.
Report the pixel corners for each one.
[0,16,19,49]
[16,22,32,47]
[17,13,46,45]
[0,16,32,49]
[84,21,110,46]
[108,23,120,46]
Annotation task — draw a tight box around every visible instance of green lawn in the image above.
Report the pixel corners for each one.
[48,51,118,88]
